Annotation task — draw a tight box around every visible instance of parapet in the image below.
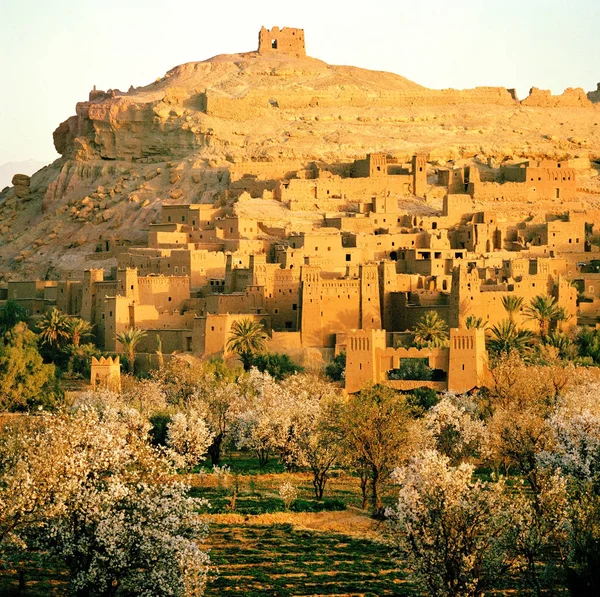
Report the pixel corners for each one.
[258,26,306,57]
[521,87,593,108]
[90,356,121,393]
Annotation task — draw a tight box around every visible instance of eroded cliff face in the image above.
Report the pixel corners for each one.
[1,50,599,279]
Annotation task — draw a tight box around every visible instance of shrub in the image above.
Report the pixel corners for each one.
[325,352,346,381]
[250,352,303,381]
[388,358,433,381]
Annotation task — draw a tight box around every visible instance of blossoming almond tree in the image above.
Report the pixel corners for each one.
[166,409,214,472]
[424,393,489,465]
[388,450,517,597]
[0,406,211,596]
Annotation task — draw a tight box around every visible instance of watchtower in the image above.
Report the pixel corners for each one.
[90,356,121,393]
[412,154,428,197]
[447,328,487,393]
[258,26,306,57]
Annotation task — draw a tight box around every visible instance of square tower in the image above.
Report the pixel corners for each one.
[258,27,306,57]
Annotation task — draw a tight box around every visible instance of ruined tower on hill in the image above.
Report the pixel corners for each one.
[258,26,306,57]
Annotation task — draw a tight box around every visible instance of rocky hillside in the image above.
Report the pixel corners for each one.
[1,48,599,279]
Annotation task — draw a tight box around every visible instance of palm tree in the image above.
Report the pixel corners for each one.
[542,330,575,360]
[487,319,534,358]
[413,312,449,348]
[465,315,488,330]
[0,300,28,333]
[226,318,268,370]
[68,318,94,347]
[525,295,563,339]
[501,295,524,324]
[37,308,71,347]
[116,328,147,374]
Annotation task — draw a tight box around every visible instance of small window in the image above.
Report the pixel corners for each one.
[346,254,351,262]
[292,304,297,311]
[167,216,172,222]
[211,326,215,332]
[168,297,172,302]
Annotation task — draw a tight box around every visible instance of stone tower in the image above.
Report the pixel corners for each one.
[449,265,481,328]
[412,154,428,197]
[117,267,139,302]
[447,328,488,393]
[81,268,104,323]
[359,264,382,330]
[345,329,387,393]
[258,26,306,57]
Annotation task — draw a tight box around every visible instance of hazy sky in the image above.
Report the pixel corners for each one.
[1,0,599,165]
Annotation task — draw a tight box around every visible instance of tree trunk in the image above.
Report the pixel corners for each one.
[18,569,25,593]
[371,468,381,509]
[257,448,270,468]
[359,470,369,509]
[312,469,328,500]
[208,433,223,465]
[241,351,254,371]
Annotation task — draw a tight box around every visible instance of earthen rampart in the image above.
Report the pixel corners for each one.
[521,87,593,108]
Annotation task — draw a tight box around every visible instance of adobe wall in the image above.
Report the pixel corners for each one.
[204,87,519,120]
[471,181,530,202]
[300,265,381,348]
[229,161,304,182]
[203,291,265,316]
[192,312,270,358]
[135,328,192,355]
[130,305,195,331]
[449,266,577,331]
[521,87,594,108]
[104,295,131,351]
[138,275,190,310]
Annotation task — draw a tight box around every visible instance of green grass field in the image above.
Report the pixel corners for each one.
[206,523,411,597]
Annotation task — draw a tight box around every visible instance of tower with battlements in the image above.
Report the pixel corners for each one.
[258,27,306,57]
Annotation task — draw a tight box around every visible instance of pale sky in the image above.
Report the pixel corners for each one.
[1,0,599,165]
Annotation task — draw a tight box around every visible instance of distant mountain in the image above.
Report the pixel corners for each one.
[0,160,47,189]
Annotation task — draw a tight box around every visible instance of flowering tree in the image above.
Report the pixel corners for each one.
[167,410,214,471]
[279,374,344,499]
[424,393,489,465]
[154,357,244,465]
[388,450,517,597]
[0,406,210,596]
[233,369,291,468]
[339,384,413,509]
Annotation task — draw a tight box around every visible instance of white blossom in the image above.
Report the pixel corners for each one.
[167,409,214,471]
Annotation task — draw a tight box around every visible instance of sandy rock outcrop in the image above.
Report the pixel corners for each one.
[11,174,31,200]
[588,83,600,104]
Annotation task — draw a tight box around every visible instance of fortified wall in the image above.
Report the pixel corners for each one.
[521,87,593,108]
